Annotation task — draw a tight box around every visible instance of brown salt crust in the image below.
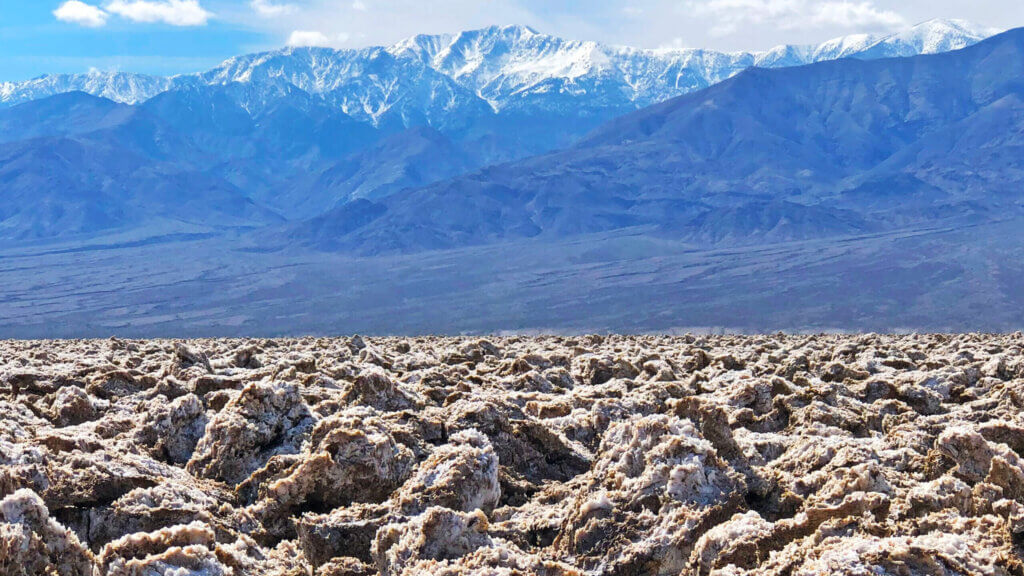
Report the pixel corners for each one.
[392,429,501,516]
[0,489,93,576]
[296,428,501,565]
[186,380,315,485]
[0,334,1022,575]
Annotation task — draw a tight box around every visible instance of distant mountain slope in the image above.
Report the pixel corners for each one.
[0,92,282,241]
[304,127,479,203]
[0,20,1003,242]
[0,91,137,143]
[0,134,282,241]
[0,70,171,107]
[300,27,1024,254]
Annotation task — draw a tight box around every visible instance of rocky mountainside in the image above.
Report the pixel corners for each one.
[302,27,1024,254]
[0,20,1000,242]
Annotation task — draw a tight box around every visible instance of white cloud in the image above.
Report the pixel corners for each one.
[54,0,109,27]
[351,1,368,11]
[105,0,212,26]
[685,0,906,37]
[285,30,353,47]
[287,30,340,47]
[251,0,297,17]
[811,1,906,28]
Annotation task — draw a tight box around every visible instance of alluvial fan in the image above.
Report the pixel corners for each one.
[0,334,1022,575]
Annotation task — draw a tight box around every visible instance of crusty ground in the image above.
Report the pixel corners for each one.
[1,334,1023,575]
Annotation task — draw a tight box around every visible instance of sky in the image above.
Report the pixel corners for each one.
[0,0,1022,81]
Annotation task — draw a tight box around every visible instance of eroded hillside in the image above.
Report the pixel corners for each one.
[1,334,1022,574]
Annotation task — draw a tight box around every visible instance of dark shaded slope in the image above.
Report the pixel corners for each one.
[0,93,283,241]
[0,92,137,143]
[295,127,480,214]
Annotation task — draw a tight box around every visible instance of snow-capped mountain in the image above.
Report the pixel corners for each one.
[296,27,1024,255]
[386,19,998,112]
[187,46,492,131]
[0,70,171,107]
[0,19,999,124]
[851,18,1000,59]
[0,19,1007,242]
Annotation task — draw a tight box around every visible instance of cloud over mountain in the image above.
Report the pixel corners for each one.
[686,0,907,37]
[286,30,349,47]
[105,0,212,26]
[251,0,297,17]
[53,0,109,27]
[52,0,212,28]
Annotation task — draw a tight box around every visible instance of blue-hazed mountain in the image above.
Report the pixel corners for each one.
[0,20,997,148]
[295,27,1024,254]
[0,92,283,240]
[3,24,1024,335]
[0,84,390,239]
[0,20,1003,242]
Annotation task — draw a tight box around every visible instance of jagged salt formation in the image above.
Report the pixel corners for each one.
[0,334,1022,575]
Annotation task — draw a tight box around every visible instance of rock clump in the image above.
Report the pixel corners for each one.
[0,334,1022,574]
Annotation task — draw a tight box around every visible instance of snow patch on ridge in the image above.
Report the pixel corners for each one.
[0,19,1003,124]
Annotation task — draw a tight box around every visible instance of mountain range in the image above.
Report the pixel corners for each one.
[0,19,995,118]
[0,19,1001,241]
[310,26,1024,254]
[1,20,1023,334]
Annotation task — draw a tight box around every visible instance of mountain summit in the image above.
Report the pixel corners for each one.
[302,27,1024,254]
[0,19,999,126]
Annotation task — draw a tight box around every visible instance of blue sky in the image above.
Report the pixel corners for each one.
[1,0,1022,81]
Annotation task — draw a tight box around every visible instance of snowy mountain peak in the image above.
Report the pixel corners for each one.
[0,70,172,107]
[910,18,1000,38]
[882,18,1002,54]
[818,18,1002,60]
[0,21,1003,122]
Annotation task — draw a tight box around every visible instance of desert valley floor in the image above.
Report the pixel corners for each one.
[5,216,1024,338]
[0,334,1022,575]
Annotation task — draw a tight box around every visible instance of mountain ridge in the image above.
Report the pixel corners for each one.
[294,27,1024,254]
[0,20,1009,243]
[1,24,1024,335]
[0,19,999,124]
